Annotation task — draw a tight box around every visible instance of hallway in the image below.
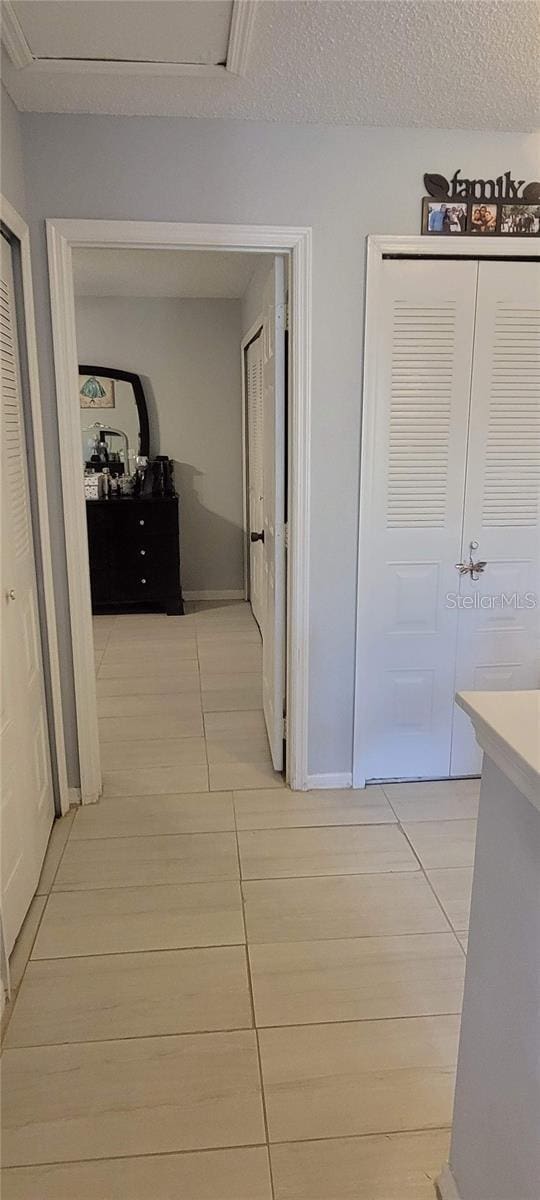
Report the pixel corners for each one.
[2,603,476,1198]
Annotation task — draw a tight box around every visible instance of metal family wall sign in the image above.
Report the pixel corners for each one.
[422,170,540,237]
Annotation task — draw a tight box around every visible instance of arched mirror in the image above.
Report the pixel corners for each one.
[79,364,150,475]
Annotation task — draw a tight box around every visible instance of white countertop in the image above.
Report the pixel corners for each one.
[456,690,540,812]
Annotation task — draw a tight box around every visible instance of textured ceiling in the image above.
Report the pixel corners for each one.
[3,0,540,131]
[73,248,267,299]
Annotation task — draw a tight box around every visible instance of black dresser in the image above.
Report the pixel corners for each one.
[86,495,183,615]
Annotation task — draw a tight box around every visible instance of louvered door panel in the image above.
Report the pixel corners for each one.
[451,260,540,774]
[481,305,540,527]
[1,278,31,561]
[361,259,478,780]
[387,303,458,529]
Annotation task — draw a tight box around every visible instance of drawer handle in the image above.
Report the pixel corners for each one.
[139,519,145,526]
[140,578,146,584]
[140,549,146,556]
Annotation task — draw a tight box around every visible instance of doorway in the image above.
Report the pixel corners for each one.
[354,238,540,786]
[47,221,311,799]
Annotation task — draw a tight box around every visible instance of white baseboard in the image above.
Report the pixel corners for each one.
[304,772,353,790]
[183,590,245,601]
[435,1165,461,1200]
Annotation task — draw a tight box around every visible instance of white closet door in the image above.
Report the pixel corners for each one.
[451,260,540,773]
[360,258,478,780]
[246,330,264,629]
[0,233,54,955]
[261,256,287,771]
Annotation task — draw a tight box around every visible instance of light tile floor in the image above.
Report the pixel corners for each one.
[2,602,479,1199]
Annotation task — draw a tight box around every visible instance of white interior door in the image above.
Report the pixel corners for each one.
[246,329,264,629]
[261,256,287,770]
[451,260,540,773]
[359,258,478,781]
[0,233,55,955]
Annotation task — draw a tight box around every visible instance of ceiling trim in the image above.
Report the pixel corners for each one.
[22,59,229,79]
[1,0,255,79]
[226,0,257,76]
[1,1,33,69]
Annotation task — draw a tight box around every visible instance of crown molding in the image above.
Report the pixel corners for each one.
[226,0,257,75]
[1,1,33,68]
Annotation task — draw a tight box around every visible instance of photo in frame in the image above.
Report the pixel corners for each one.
[423,200,468,234]
[422,197,540,237]
[79,373,116,409]
[500,205,540,235]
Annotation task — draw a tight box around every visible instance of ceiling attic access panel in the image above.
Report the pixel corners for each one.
[5,1,239,68]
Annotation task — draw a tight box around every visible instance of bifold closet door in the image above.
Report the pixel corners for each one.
[0,234,54,954]
[359,258,478,781]
[246,330,265,630]
[451,260,540,773]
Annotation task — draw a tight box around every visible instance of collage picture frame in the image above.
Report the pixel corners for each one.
[422,197,540,237]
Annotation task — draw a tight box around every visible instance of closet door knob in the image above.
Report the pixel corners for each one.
[7,588,16,601]
[250,530,265,543]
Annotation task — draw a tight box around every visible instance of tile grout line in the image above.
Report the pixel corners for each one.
[232,784,278,1200]
[5,1009,466,1053]
[28,926,467,969]
[62,820,405,842]
[1,900,49,1044]
[2,1127,454,1173]
[4,810,78,1035]
[45,865,470,897]
[393,816,469,940]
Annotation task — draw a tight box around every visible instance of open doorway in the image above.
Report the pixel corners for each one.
[73,245,287,789]
[47,221,311,800]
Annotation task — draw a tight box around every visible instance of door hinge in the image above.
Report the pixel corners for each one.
[284,522,289,549]
[276,301,287,331]
[283,715,288,740]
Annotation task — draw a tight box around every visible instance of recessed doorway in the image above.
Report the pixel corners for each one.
[47,220,312,799]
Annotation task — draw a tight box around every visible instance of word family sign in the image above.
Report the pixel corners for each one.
[422,170,540,237]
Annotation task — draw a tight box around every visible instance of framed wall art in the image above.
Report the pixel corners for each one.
[421,171,540,236]
[79,373,115,408]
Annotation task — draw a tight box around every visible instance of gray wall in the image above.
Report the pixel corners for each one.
[75,295,244,594]
[0,84,26,215]
[18,113,539,783]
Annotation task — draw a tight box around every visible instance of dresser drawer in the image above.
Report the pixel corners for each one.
[114,501,178,539]
[111,563,178,602]
[119,535,178,573]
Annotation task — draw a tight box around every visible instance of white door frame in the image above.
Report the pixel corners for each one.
[0,195,69,815]
[241,314,264,604]
[46,219,312,800]
[353,233,540,789]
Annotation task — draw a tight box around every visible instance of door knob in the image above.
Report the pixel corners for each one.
[250,530,265,543]
[455,541,487,581]
[7,588,16,601]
